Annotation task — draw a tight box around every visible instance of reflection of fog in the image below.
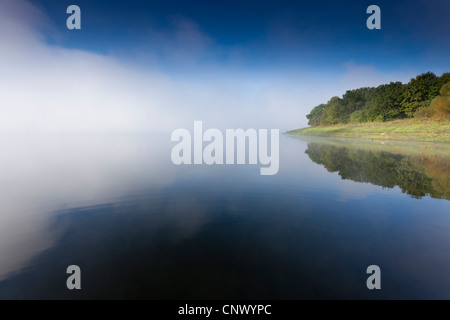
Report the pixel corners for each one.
[1,135,450,299]
[0,133,177,280]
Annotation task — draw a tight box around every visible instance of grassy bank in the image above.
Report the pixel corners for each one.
[287,119,450,143]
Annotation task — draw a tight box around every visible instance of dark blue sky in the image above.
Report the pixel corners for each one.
[31,0,449,74]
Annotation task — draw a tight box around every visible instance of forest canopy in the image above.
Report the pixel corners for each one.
[306,72,450,127]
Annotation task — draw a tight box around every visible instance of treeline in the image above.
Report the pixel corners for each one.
[306,72,450,126]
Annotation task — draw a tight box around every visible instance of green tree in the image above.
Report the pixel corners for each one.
[306,104,327,126]
[430,81,450,119]
[367,82,405,121]
[401,72,438,117]
[304,72,448,126]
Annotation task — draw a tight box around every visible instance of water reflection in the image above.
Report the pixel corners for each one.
[0,133,177,281]
[305,139,450,201]
[0,134,449,299]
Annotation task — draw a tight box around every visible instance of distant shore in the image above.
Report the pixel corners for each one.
[286,119,450,143]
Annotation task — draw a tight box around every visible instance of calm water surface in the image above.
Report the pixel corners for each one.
[0,133,449,299]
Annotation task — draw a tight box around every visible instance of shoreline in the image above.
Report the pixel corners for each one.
[286,119,450,143]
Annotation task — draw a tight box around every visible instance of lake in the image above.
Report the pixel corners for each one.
[0,133,449,299]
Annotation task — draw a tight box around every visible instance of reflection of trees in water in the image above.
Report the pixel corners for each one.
[411,156,450,200]
[305,143,450,200]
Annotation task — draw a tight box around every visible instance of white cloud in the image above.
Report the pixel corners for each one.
[0,0,424,133]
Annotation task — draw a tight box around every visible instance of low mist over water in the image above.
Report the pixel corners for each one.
[0,133,449,299]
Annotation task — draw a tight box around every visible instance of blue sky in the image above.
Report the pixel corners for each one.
[0,0,449,132]
[33,0,450,73]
